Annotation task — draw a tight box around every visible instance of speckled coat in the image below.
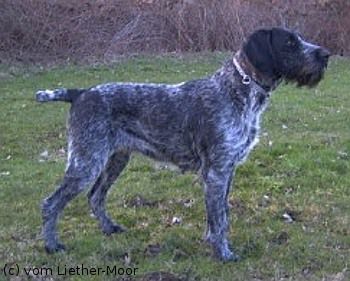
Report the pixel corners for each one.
[36,27,329,261]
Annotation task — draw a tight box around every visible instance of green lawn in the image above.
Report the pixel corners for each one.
[0,54,349,281]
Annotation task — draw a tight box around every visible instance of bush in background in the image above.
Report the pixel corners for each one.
[0,0,349,64]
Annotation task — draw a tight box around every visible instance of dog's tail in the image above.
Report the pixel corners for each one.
[36,88,85,103]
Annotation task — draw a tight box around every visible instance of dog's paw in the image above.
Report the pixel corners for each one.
[45,242,66,254]
[102,224,127,236]
[213,243,241,262]
[219,250,241,262]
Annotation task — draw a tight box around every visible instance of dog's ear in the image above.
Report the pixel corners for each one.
[243,29,275,77]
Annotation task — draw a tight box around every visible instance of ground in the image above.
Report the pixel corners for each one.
[0,53,349,281]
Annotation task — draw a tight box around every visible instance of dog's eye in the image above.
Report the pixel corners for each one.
[286,36,297,48]
[286,39,296,47]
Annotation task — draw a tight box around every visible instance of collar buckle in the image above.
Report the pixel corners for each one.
[242,75,251,85]
[233,57,251,85]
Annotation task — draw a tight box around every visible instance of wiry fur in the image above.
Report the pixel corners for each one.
[36,27,329,261]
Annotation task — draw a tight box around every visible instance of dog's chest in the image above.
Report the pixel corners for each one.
[229,89,269,163]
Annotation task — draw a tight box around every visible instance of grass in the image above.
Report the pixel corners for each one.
[0,53,349,281]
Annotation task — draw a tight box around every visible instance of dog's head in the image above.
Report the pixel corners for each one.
[243,27,330,88]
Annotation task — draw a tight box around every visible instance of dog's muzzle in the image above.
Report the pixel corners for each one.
[302,39,330,67]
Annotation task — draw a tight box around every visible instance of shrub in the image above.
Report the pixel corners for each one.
[0,0,348,64]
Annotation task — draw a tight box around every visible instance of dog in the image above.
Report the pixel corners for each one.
[36,27,329,261]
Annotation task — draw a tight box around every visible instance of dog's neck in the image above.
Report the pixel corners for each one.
[233,51,281,92]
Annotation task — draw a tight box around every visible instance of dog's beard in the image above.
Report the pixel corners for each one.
[296,68,325,87]
[285,61,327,88]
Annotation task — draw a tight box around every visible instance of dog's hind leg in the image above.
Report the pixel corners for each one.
[88,151,130,235]
[42,176,89,253]
[41,139,110,253]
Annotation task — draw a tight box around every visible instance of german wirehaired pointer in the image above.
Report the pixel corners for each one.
[36,27,329,261]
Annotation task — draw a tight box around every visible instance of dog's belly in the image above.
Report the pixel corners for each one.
[137,140,202,172]
[119,126,202,172]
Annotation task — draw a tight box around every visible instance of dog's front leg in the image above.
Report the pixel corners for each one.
[202,165,240,262]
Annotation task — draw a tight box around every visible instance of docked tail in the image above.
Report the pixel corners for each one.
[36,88,85,103]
